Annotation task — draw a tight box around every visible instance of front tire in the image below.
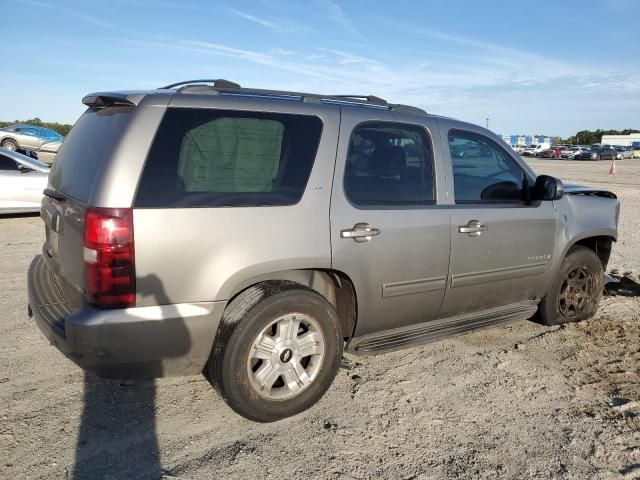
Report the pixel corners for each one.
[207,282,343,422]
[536,246,604,326]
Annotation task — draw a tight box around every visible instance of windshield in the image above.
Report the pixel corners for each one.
[41,129,64,141]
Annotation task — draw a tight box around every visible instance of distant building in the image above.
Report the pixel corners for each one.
[500,135,552,146]
[601,133,640,147]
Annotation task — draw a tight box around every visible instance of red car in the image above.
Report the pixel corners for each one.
[541,146,563,158]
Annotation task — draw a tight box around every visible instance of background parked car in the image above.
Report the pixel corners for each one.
[0,147,50,214]
[614,146,631,159]
[522,143,551,156]
[35,141,62,164]
[542,146,563,158]
[561,146,587,159]
[0,125,64,153]
[575,148,602,161]
[632,147,640,159]
[599,147,618,161]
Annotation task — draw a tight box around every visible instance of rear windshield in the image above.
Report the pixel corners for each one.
[135,108,323,208]
[49,107,133,202]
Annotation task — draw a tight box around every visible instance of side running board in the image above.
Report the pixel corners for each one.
[345,300,539,356]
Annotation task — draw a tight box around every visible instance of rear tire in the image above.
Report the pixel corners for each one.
[1,138,18,151]
[206,281,343,422]
[536,246,603,326]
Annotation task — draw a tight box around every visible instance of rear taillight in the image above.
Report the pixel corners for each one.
[84,207,135,308]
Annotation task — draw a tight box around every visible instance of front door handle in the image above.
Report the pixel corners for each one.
[458,220,488,237]
[341,223,381,243]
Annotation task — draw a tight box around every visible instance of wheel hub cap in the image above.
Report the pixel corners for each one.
[247,313,325,400]
[558,265,595,318]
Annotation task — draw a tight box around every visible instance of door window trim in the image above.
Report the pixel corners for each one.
[342,120,437,210]
[447,128,536,207]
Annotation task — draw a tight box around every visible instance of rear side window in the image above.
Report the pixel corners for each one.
[135,109,323,208]
[49,107,133,202]
[344,122,434,206]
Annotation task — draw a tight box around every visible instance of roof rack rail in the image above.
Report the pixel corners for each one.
[160,80,427,115]
[160,79,241,90]
[328,95,387,106]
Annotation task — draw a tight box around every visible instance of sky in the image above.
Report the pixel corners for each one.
[1,0,639,137]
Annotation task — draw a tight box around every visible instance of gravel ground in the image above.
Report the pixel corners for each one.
[0,158,639,480]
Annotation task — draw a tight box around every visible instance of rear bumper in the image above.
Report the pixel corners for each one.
[28,255,226,379]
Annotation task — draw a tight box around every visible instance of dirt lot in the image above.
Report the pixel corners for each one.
[1,158,639,479]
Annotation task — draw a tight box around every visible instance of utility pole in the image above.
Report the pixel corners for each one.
[485,117,490,129]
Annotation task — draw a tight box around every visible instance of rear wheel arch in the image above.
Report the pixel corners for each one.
[225,269,358,340]
[1,137,18,149]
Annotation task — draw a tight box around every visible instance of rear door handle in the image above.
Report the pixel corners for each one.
[458,220,487,237]
[341,223,380,243]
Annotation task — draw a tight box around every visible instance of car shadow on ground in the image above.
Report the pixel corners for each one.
[71,274,191,479]
[72,375,162,479]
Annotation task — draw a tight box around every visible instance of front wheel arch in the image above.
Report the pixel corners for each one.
[536,246,604,326]
[561,235,615,271]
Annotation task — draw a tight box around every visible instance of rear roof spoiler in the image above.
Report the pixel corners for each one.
[82,92,144,108]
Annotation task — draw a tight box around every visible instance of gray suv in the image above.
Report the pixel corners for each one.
[28,80,619,422]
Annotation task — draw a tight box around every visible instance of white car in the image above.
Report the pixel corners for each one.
[0,147,50,214]
[523,143,550,157]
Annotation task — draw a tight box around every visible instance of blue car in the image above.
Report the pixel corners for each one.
[0,125,64,152]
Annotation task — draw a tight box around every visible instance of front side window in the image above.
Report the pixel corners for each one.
[136,109,323,208]
[449,130,526,203]
[344,122,434,206]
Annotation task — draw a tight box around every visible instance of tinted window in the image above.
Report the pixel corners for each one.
[449,130,525,203]
[0,154,19,171]
[49,106,133,202]
[135,109,323,208]
[344,122,434,206]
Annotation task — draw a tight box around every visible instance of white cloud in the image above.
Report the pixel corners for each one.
[315,0,366,41]
[223,7,312,34]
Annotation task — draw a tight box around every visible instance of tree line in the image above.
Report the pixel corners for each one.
[562,129,639,145]
[0,118,73,137]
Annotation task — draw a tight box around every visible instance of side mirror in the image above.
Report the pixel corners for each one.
[533,175,564,201]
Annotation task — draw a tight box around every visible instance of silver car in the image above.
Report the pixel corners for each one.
[0,147,49,214]
[27,80,619,422]
[34,141,62,164]
[0,125,64,153]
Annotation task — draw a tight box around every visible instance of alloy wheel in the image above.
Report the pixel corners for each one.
[558,266,596,319]
[247,313,325,400]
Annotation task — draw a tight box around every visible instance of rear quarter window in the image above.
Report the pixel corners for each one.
[135,108,323,208]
